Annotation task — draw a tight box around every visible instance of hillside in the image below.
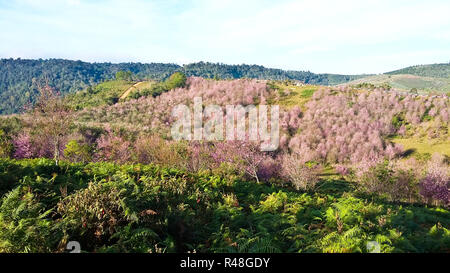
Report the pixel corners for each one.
[0,77,448,253]
[64,80,156,110]
[0,58,365,114]
[387,63,450,79]
[343,74,450,93]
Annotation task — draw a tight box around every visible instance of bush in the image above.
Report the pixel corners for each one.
[95,129,131,164]
[12,133,33,159]
[134,135,188,169]
[419,154,449,205]
[64,140,92,163]
[357,161,420,202]
[57,182,128,248]
[0,130,12,158]
[164,72,187,90]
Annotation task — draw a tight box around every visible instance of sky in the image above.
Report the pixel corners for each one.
[0,0,449,74]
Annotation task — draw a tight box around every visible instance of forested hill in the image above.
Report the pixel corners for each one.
[386,63,450,78]
[0,58,364,114]
[0,59,179,115]
[180,62,365,85]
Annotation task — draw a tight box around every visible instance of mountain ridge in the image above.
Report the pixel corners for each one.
[1,58,449,114]
[0,58,367,114]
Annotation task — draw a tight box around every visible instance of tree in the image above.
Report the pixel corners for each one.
[115,71,133,81]
[29,83,73,165]
[281,154,321,190]
[164,72,187,90]
[212,140,268,183]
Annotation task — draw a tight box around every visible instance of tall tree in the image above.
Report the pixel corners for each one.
[29,82,73,165]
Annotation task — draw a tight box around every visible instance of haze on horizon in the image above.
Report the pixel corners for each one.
[0,0,449,75]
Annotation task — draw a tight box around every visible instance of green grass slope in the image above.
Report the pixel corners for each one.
[64,80,155,110]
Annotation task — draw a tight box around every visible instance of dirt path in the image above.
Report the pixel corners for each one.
[119,81,145,100]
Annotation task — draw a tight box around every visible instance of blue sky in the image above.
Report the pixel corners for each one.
[0,0,449,74]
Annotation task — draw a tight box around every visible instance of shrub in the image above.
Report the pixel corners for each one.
[57,182,128,248]
[186,141,214,172]
[13,133,33,159]
[335,164,350,177]
[164,72,187,90]
[0,130,12,158]
[212,141,272,183]
[64,140,92,163]
[357,161,420,202]
[95,129,131,164]
[419,154,449,205]
[134,135,188,169]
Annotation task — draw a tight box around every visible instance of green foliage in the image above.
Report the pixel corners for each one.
[115,71,133,81]
[356,161,420,203]
[65,80,135,110]
[57,182,128,249]
[0,58,180,114]
[391,113,406,129]
[164,72,187,90]
[64,140,91,163]
[0,59,366,114]
[387,63,450,79]
[0,130,13,158]
[0,187,57,253]
[130,72,187,100]
[0,158,448,253]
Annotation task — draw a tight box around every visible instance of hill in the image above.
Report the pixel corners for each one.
[0,77,448,253]
[344,74,450,93]
[64,80,156,110]
[0,59,179,115]
[387,63,450,79]
[0,58,365,115]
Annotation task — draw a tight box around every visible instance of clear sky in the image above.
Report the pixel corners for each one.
[0,0,449,74]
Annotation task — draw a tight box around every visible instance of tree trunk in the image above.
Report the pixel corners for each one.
[253,169,260,184]
[54,137,60,166]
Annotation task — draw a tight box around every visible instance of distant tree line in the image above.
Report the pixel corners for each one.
[0,58,364,114]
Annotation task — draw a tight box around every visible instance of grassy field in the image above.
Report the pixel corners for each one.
[65,80,155,110]
[119,81,155,100]
[275,83,320,109]
[392,137,450,158]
